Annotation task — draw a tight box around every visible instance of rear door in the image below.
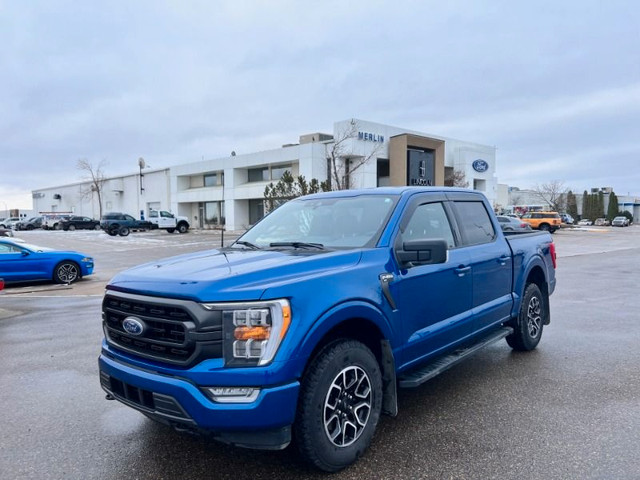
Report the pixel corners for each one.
[448,193,513,335]
[389,194,474,369]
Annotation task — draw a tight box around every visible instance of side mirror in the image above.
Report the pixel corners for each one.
[21,250,30,257]
[396,238,448,268]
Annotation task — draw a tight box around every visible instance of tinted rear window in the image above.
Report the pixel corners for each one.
[453,201,496,246]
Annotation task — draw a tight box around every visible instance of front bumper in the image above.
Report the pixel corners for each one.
[98,353,300,449]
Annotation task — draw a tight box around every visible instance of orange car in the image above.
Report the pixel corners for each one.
[520,211,562,233]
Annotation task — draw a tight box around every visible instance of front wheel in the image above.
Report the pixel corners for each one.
[177,222,189,234]
[507,283,545,351]
[295,340,382,472]
[68,224,76,231]
[118,226,130,237]
[54,261,80,284]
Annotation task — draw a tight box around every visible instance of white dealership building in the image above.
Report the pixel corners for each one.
[32,119,498,231]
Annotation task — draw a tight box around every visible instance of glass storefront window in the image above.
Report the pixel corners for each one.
[204,201,225,226]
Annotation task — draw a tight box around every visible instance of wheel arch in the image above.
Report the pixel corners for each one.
[295,303,398,416]
[523,264,550,325]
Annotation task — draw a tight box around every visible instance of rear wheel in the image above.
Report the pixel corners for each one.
[295,340,382,472]
[53,261,80,284]
[538,223,550,232]
[166,228,175,233]
[507,283,545,351]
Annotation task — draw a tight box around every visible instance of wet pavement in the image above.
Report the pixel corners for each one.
[1,226,639,479]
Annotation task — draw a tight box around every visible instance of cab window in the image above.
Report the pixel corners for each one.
[453,201,496,246]
[402,202,455,249]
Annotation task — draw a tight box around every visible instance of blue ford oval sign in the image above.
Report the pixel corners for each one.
[472,159,489,173]
[122,316,145,336]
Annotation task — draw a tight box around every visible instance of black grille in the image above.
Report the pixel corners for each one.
[103,293,222,367]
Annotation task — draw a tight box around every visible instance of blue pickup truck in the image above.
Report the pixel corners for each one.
[99,187,556,471]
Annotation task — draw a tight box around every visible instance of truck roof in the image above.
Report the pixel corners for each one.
[303,186,484,199]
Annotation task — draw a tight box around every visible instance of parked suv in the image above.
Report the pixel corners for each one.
[559,213,574,225]
[521,211,562,233]
[0,217,21,229]
[612,216,631,227]
[100,212,153,236]
[60,216,101,231]
[14,216,44,230]
[42,214,71,230]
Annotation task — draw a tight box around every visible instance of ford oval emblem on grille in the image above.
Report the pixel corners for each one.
[122,316,145,336]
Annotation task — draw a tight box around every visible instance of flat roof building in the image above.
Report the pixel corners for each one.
[32,118,498,230]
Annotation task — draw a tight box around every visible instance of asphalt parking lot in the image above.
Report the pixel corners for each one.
[1,226,639,479]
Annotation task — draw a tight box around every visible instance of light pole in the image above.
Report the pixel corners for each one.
[138,157,146,195]
[138,157,150,220]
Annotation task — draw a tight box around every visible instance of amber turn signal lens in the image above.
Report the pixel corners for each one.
[234,326,270,341]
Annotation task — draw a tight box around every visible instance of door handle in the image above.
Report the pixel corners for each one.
[498,255,510,266]
[455,265,471,277]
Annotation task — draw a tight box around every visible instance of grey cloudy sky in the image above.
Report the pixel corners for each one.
[1,0,639,210]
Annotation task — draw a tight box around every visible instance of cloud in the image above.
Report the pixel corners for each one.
[1,0,639,210]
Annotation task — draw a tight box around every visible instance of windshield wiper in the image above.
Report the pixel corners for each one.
[269,242,325,250]
[233,240,262,250]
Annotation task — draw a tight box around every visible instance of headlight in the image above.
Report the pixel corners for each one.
[201,299,291,367]
[81,257,93,263]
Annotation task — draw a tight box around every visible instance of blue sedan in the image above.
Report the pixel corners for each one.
[0,239,94,284]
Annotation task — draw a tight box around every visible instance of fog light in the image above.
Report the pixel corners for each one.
[204,387,260,403]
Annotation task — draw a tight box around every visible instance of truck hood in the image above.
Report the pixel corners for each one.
[106,247,362,302]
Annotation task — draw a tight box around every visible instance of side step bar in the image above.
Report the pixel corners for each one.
[398,326,514,388]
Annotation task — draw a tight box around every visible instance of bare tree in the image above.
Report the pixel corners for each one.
[325,119,383,190]
[77,159,107,219]
[532,180,567,211]
[444,169,469,188]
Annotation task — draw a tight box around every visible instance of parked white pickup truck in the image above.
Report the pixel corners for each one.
[149,210,190,233]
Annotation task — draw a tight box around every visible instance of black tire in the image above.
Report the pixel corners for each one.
[507,283,545,351]
[54,223,61,230]
[53,261,80,284]
[538,223,550,232]
[26,225,34,230]
[94,224,101,230]
[118,226,130,237]
[166,228,175,233]
[295,340,382,472]
[177,222,189,234]
[68,224,76,231]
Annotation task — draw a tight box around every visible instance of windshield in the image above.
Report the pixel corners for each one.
[18,243,54,252]
[238,194,399,249]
